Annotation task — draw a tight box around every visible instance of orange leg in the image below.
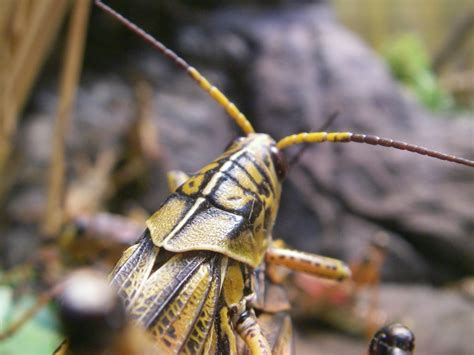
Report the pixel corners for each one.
[265,241,351,282]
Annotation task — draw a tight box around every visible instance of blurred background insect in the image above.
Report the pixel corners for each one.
[368,323,415,355]
[1,0,473,354]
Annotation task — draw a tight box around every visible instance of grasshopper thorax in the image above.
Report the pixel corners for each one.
[146,133,285,268]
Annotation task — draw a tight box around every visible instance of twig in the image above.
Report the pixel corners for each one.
[42,0,92,236]
[0,0,69,179]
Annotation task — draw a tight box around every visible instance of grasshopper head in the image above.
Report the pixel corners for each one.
[147,133,287,267]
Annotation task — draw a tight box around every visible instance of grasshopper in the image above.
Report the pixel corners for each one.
[59,2,474,354]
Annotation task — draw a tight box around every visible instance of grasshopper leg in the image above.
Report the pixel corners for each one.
[234,309,272,355]
[257,312,294,355]
[265,240,351,281]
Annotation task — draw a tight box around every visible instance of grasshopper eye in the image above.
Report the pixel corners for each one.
[270,146,288,181]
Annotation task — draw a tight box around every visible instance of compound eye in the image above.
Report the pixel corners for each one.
[224,136,246,151]
[270,145,288,181]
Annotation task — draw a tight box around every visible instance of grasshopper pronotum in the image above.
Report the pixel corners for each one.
[56,2,474,354]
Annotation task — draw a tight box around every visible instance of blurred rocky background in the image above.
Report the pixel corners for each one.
[1,0,473,354]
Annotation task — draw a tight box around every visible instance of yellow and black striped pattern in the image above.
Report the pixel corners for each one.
[146,133,282,268]
[108,134,352,354]
[110,235,235,354]
[108,134,286,353]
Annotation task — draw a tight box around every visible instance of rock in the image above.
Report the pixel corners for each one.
[377,285,474,355]
[7,1,473,282]
[295,284,474,355]
[178,2,474,281]
[2,2,472,353]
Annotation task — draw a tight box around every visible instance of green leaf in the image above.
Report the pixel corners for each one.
[383,34,452,111]
[0,287,62,355]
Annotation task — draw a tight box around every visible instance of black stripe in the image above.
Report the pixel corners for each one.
[240,152,276,195]
[231,160,275,199]
[215,304,231,354]
[232,160,259,186]
[176,171,214,197]
[141,254,208,328]
[205,174,264,221]
[220,170,260,199]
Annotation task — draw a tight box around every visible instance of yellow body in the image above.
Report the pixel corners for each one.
[58,3,474,354]
[146,134,281,268]
[95,4,465,353]
[110,134,287,353]
[108,134,349,354]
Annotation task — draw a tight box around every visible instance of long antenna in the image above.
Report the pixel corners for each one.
[288,110,340,168]
[277,132,474,167]
[95,1,255,135]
